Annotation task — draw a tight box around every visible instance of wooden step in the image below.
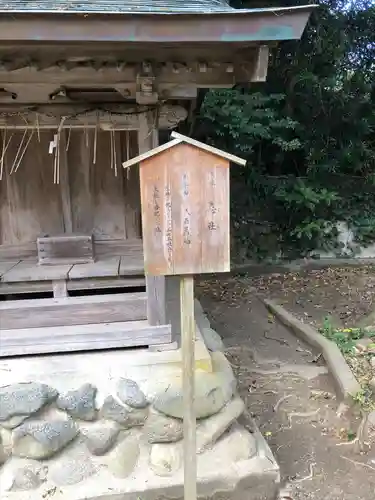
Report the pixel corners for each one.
[0,320,172,357]
[0,293,147,330]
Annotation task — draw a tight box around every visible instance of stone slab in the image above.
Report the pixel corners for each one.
[264,298,361,402]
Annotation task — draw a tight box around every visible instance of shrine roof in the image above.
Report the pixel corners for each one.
[0,1,314,15]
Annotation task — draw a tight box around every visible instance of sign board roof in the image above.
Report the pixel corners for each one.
[123,132,246,170]
[0,1,317,15]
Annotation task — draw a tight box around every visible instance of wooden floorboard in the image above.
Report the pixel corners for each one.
[119,255,144,275]
[0,321,172,356]
[68,257,121,279]
[1,256,143,283]
[0,292,147,329]
[95,238,143,257]
[2,261,73,282]
[0,276,145,295]
[0,261,20,278]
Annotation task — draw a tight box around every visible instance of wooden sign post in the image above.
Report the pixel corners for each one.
[123,131,246,500]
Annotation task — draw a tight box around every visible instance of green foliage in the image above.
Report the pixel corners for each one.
[193,0,375,260]
[320,317,375,352]
[319,317,375,412]
[320,318,357,354]
[201,90,301,157]
[352,387,375,413]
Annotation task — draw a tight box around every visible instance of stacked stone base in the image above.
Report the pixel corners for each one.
[0,309,280,500]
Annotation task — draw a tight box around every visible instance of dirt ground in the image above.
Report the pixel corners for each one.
[196,269,375,500]
[250,265,375,329]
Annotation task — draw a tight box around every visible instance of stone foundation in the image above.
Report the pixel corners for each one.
[0,303,280,500]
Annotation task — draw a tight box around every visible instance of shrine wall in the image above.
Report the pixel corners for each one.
[0,130,141,247]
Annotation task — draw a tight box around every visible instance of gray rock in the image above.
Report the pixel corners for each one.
[12,419,78,459]
[57,383,97,421]
[196,397,245,453]
[3,461,48,491]
[49,450,97,485]
[194,300,211,329]
[0,382,58,429]
[201,327,225,352]
[0,434,7,466]
[153,352,235,419]
[213,423,257,462]
[369,410,375,430]
[100,396,148,428]
[144,412,183,443]
[82,422,120,455]
[106,433,140,478]
[116,378,148,409]
[149,442,182,477]
[355,337,375,352]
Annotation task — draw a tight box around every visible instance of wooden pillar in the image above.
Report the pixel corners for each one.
[180,275,197,500]
[138,112,166,326]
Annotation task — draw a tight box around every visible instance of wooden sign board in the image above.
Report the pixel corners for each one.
[123,132,246,276]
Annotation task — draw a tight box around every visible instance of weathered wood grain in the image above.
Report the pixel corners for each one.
[37,234,94,265]
[0,131,65,246]
[69,257,120,279]
[138,113,166,326]
[119,255,144,276]
[52,279,68,297]
[0,276,145,296]
[90,130,128,238]
[171,132,246,165]
[58,130,73,233]
[122,132,142,239]
[2,260,73,282]
[0,261,19,278]
[0,292,147,329]
[95,238,143,257]
[67,130,140,240]
[140,142,230,275]
[201,153,230,273]
[180,275,197,500]
[0,238,143,261]
[0,321,172,357]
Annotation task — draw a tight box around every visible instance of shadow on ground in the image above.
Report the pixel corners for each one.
[197,276,375,500]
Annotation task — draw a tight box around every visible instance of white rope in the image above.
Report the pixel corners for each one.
[0,128,6,181]
[0,130,14,181]
[14,130,34,173]
[10,129,27,174]
[113,130,118,177]
[93,112,99,165]
[110,127,114,171]
[126,130,130,180]
[36,113,41,142]
[53,116,67,184]
[66,126,72,152]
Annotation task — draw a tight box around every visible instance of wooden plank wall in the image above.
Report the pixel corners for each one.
[0,131,64,245]
[0,129,141,246]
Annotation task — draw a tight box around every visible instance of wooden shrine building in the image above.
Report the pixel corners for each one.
[0,1,314,354]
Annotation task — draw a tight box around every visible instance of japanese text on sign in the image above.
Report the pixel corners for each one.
[153,185,162,235]
[164,184,173,266]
